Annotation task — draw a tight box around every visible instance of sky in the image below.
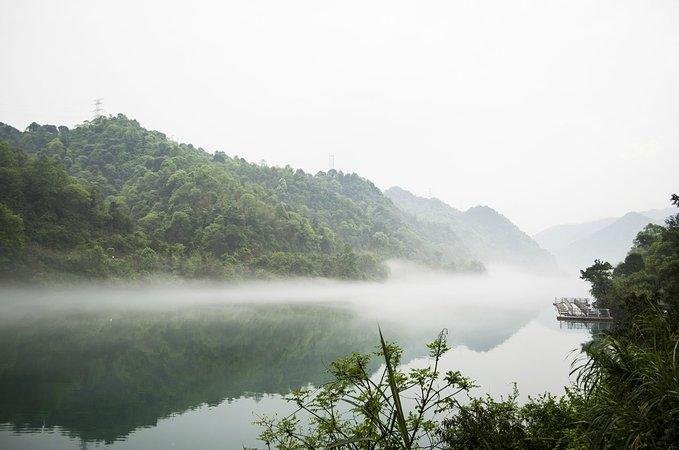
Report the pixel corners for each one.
[1,0,677,233]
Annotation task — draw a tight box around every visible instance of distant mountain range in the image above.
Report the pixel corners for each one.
[385,187,557,270]
[533,208,675,270]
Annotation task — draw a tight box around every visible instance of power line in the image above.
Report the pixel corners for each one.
[92,98,104,119]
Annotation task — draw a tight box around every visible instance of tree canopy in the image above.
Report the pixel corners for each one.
[0,116,483,281]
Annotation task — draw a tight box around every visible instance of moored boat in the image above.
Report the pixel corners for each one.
[553,297,613,322]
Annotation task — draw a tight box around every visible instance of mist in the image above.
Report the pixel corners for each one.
[0,263,588,351]
[0,264,592,449]
[1,1,675,447]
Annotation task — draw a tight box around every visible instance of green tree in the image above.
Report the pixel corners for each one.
[580,259,613,307]
[166,211,193,244]
[0,203,25,263]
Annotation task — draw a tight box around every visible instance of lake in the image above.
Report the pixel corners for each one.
[0,265,601,449]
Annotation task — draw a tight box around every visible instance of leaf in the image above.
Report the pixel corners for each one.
[379,325,411,449]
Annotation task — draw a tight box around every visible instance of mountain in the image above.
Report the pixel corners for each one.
[639,207,677,223]
[534,208,674,271]
[0,115,482,281]
[384,187,556,270]
[532,217,618,253]
[534,208,674,254]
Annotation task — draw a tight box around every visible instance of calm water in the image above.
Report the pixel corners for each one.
[0,266,601,449]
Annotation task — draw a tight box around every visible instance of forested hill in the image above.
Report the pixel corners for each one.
[0,115,482,281]
[385,186,557,270]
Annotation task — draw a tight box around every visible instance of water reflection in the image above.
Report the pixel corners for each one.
[558,319,614,333]
[0,269,593,448]
[0,303,379,444]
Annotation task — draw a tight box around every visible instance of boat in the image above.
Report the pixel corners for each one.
[553,297,613,322]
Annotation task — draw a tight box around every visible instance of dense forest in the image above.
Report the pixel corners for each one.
[257,195,679,449]
[0,116,483,282]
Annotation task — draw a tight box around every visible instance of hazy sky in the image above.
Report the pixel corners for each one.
[1,0,677,233]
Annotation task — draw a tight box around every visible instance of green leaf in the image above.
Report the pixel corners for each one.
[379,325,410,449]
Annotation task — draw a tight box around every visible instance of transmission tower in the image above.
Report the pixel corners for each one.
[329,153,335,171]
[92,98,104,118]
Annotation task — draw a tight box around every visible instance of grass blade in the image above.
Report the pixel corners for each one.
[379,325,411,449]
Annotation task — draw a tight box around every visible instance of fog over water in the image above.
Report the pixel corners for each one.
[0,262,589,349]
[1,261,587,307]
[0,264,594,449]
[0,262,591,352]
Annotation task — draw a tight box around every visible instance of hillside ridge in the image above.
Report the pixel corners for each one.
[385,186,556,270]
[0,115,483,281]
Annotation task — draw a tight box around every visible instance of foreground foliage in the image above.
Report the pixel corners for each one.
[256,329,476,449]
